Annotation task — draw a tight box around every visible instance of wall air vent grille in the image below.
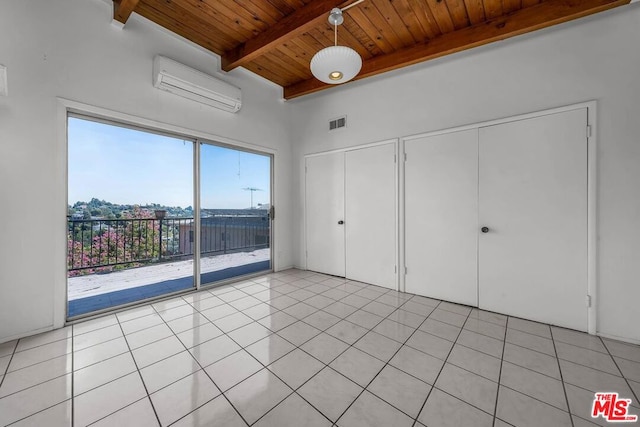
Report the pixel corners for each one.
[329,116,347,131]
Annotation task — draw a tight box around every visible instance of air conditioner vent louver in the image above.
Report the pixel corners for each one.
[329,116,347,131]
[153,56,242,113]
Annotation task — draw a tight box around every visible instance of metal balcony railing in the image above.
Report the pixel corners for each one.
[67,215,270,275]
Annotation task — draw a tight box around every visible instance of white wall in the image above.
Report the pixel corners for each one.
[0,0,293,342]
[289,5,640,344]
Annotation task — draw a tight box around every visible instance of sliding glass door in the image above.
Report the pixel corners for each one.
[67,116,195,317]
[199,143,272,285]
[67,115,273,319]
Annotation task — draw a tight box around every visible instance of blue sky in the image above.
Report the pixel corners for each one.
[68,117,271,209]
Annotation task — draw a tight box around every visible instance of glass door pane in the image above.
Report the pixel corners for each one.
[67,116,195,318]
[200,143,272,285]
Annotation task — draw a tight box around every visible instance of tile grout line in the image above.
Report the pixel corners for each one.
[9,270,640,426]
[0,340,18,390]
[491,316,509,427]
[71,273,272,342]
[6,328,73,356]
[78,289,272,425]
[0,273,383,426]
[391,318,573,418]
[549,326,576,427]
[250,286,414,426]
[482,320,582,420]
[0,341,25,426]
[67,274,605,356]
[0,358,75,400]
[111,311,163,427]
[3,340,74,375]
[322,298,437,425]
[555,350,636,379]
[459,318,510,342]
[188,274,371,426]
[374,310,611,421]
[1,379,74,423]
[229,273,373,425]
[308,294,505,422]
[68,268,274,320]
[71,325,75,427]
[149,295,253,427]
[599,336,640,406]
[85,274,310,425]
[245,282,416,425]
[410,303,473,427]
[499,337,628,380]
[549,329,615,356]
[333,298,440,421]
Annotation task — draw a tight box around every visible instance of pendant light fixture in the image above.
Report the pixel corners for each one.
[310,2,364,85]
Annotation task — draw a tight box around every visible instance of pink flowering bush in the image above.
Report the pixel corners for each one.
[67,206,164,276]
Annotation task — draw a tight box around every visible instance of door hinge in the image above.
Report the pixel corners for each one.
[404,266,408,274]
[305,165,308,173]
[394,265,397,273]
[269,206,275,220]
[586,295,592,308]
[394,154,397,163]
[586,125,592,138]
[404,152,407,162]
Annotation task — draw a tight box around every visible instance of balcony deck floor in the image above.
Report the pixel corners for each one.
[67,249,270,317]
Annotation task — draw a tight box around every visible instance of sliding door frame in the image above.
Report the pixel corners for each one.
[57,98,276,327]
[197,138,274,289]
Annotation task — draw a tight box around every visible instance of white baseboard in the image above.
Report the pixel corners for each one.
[0,325,55,345]
[598,332,640,346]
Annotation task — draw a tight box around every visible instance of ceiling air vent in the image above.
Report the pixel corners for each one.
[329,116,347,131]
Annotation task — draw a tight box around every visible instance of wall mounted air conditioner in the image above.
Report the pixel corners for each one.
[153,55,242,113]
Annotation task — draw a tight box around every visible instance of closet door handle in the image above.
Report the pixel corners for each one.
[338,220,344,225]
[481,226,489,233]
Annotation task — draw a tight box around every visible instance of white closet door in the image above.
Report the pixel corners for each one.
[479,108,588,331]
[305,152,346,277]
[345,143,396,289]
[405,129,479,306]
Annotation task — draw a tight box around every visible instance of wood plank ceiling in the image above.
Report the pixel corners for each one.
[113,0,629,99]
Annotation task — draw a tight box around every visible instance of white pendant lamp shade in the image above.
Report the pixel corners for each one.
[310,45,362,84]
[310,5,364,85]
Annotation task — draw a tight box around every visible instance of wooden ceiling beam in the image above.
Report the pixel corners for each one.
[222,0,351,72]
[284,0,629,99]
[113,0,140,26]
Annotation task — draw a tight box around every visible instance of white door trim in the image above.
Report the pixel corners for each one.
[304,138,399,158]
[587,103,597,335]
[303,139,400,291]
[401,101,597,335]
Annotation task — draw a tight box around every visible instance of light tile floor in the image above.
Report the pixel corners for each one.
[1,269,639,426]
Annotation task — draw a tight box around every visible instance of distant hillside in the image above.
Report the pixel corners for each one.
[68,198,267,220]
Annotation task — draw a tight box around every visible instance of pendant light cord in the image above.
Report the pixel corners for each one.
[334,0,364,46]
[341,0,365,12]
